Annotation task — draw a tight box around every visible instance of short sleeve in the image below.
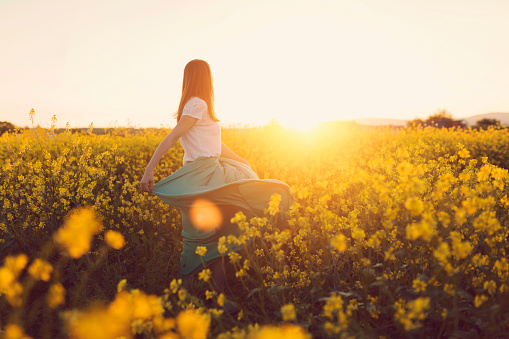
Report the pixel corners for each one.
[182,97,207,120]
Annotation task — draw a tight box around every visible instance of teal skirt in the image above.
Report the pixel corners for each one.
[151,156,294,279]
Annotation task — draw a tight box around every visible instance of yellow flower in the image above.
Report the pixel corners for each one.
[3,254,28,277]
[494,258,509,280]
[176,310,210,339]
[158,333,180,339]
[252,324,309,339]
[474,295,488,308]
[454,207,467,226]
[117,279,127,292]
[443,284,455,296]
[0,254,28,307]
[54,207,103,258]
[476,165,491,182]
[501,195,509,206]
[464,200,477,216]
[152,315,176,336]
[237,309,244,321]
[457,148,470,158]
[450,231,472,259]
[322,294,344,320]
[170,279,182,294]
[397,161,413,177]
[492,167,508,190]
[412,279,427,293]
[47,283,66,309]
[404,197,424,216]
[104,230,125,249]
[351,227,366,240]
[198,269,211,282]
[458,171,471,182]
[281,303,297,321]
[331,233,347,252]
[433,242,450,263]
[129,289,164,319]
[230,211,246,224]
[205,290,216,300]
[65,306,127,339]
[235,268,247,278]
[437,211,450,228]
[217,293,225,307]
[394,297,430,331]
[4,324,32,339]
[28,258,53,282]
[484,280,497,295]
[217,236,228,254]
[195,246,207,257]
[406,213,436,241]
[0,267,17,290]
[267,193,282,216]
[228,251,242,264]
[472,254,489,267]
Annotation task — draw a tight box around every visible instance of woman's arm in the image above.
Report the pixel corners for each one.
[140,115,197,192]
[220,142,250,167]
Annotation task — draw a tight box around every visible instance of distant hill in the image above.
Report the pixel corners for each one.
[458,113,509,126]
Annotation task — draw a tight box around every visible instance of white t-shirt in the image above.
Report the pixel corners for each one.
[180,97,221,165]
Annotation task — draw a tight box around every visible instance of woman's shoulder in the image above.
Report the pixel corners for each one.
[183,97,208,120]
[185,96,207,109]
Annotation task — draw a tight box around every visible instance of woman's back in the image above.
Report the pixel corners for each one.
[179,96,221,165]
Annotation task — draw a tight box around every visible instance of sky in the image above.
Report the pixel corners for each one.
[1,0,508,130]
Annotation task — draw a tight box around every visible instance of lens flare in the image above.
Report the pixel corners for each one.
[189,199,223,231]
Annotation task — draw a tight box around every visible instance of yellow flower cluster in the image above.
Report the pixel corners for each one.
[104,230,125,249]
[331,233,347,252]
[175,309,211,339]
[3,324,32,339]
[218,323,309,339]
[27,258,53,281]
[195,246,207,257]
[266,193,282,216]
[0,254,28,306]
[394,297,430,331]
[54,206,103,258]
[47,282,66,309]
[64,288,164,339]
[280,303,296,322]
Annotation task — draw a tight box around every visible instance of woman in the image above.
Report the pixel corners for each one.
[140,59,293,293]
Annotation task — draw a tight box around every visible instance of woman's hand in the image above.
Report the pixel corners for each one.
[140,171,154,193]
[140,115,198,191]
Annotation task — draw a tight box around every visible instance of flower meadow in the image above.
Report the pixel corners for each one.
[1,114,509,338]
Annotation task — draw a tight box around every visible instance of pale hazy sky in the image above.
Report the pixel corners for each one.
[1,0,508,129]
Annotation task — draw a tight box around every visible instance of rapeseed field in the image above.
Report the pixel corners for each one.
[1,114,509,338]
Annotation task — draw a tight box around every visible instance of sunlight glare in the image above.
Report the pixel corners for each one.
[278,116,321,132]
[189,198,223,231]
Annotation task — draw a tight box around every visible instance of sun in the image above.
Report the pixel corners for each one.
[278,116,321,132]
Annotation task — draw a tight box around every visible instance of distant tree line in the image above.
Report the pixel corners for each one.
[0,122,170,136]
[407,109,504,129]
[0,121,17,135]
[473,118,502,129]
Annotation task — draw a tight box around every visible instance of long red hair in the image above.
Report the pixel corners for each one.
[175,59,219,122]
